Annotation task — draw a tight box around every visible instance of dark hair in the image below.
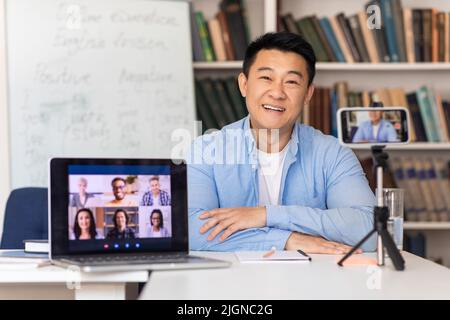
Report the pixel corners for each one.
[150,175,159,182]
[73,208,97,240]
[113,209,129,229]
[111,177,126,187]
[150,209,164,228]
[242,32,316,86]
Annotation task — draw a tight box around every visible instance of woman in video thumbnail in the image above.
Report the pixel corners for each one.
[73,208,98,240]
[70,177,94,209]
[106,209,136,239]
[148,209,169,238]
[352,110,398,143]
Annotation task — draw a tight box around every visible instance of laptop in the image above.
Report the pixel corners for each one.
[49,158,230,272]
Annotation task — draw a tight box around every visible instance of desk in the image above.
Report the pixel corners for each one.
[140,252,450,300]
[0,258,149,300]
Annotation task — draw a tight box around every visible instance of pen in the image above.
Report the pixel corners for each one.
[297,249,312,261]
[263,246,276,258]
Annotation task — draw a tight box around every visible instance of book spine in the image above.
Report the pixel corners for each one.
[195,12,215,62]
[366,0,390,62]
[208,18,227,62]
[310,16,337,62]
[357,12,380,63]
[416,86,440,142]
[412,9,424,62]
[319,17,346,63]
[216,11,235,61]
[190,3,205,61]
[296,17,330,62]
[380,0,399,62]
[391,0,407,62]
[336,13,362,62]
[348,14,371,62]
[403,8,416,63]
[329,15,354,63]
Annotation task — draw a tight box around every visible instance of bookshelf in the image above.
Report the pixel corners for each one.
[192,0,450,266]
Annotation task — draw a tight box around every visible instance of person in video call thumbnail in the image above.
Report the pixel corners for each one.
[72,208,98,240]
[70,177,94,209]
[147,209,170,238]
[352,110,398,143]
[106,177,138,207]
[140,175,171,206]
[106,209,136,240]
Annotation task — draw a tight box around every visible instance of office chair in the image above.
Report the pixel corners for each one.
[0,187,48,249]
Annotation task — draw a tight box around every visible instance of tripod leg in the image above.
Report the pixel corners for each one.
[379,229,405,271]
[337,229,376,266]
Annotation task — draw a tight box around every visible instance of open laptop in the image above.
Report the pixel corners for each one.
[49,158,230,272]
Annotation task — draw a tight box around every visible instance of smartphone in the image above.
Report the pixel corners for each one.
[337,107,411,147]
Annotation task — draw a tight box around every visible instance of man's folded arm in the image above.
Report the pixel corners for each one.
[266,146,377,252]
[188,162,291,251]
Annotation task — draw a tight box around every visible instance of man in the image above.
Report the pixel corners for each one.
[106,177,138,207]
[352,110,398,143]
[140,176,171,206]
[187,32,376,253]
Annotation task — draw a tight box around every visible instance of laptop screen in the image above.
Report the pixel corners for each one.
[50,159,188,256]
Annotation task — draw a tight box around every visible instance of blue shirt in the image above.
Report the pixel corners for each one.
[187,117,377,252]
[352,119,398,143]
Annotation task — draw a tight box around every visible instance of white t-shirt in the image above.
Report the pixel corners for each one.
[372,123,380,140]
[257,142,290,206]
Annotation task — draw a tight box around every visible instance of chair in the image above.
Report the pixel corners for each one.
[0,187,48,249]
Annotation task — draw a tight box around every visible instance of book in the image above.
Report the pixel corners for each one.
[366,0,390,62]
[223,77,247,120]
[380,0,400,62]
[403,8,416,63]
[329,15,354,63]
[189,3,205,61]
[336,12,361,62]
[416,86,440,142]
[310,16,337,62]
[422,9,432,62]
[424,159,448,221]
[220,0,249,60]
[281,13,301,35]
[412,9,424,62]
[435,94,450,142]
[195,79,219,131]
[406,92,427,142]
[356,11,380,63]
[24,239,49,253]
[195,11,215,62]
[319,17,346,63]
[212,79,238,123]
[216,11,235,61]
[391,0,407,62]
[208,18,227,62]
[348,14,371,62]
[296,17,329,62]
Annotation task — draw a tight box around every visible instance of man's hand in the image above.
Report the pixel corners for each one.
[285,232,362,254]
[199,207,266,242]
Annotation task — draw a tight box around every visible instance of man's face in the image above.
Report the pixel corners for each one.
[112,180,126,200]
[116,212,126,229]
[238,49,314,133]
[150,180,160,194]
[369,111,382,123]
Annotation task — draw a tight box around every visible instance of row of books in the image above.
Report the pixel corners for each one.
[390,158,450,223]
[279,0,450,63]
[190,0,250,62]
[307,82,450,142]
[361,156,450,223]
[195,77,247,132]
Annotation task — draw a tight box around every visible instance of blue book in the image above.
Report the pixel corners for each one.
[380,0,399,62]
[319,17,346,62]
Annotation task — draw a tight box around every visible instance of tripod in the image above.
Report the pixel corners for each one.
[337,145,405,271]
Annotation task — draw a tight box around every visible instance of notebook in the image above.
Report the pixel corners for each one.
[236,250,311,263]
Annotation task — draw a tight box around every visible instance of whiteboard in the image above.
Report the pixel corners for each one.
[5,0,195,188]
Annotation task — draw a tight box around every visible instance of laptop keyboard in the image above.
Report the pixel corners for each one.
[65,253,197,265]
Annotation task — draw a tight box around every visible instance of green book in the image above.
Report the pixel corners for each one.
[195,79,218,131]
[296,17,329,62]
[416,86,440,142]
[223,77,248,120]
[212,79,237,123]
[198,78,228,128]
[195,12,215,62]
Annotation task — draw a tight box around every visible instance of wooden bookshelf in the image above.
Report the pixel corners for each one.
[404,222,450,230]
[194,62,450,71]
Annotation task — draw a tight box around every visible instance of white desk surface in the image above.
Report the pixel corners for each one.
[140,251,450,300]
[0,250,149,299]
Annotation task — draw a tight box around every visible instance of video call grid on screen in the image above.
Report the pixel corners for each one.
[68,165,172,242]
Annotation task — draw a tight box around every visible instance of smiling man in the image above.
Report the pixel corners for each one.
[187,32,376,253]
